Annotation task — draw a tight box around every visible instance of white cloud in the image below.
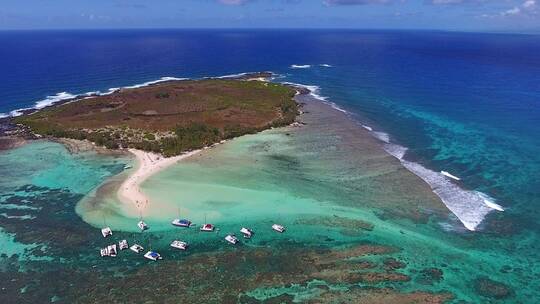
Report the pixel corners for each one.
[481,0,537,17]
[523,0,536,8]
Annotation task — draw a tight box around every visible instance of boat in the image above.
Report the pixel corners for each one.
[101,227,112,238]
[137,220,149,231]
[100,244,118,257]
[272,224,285,233]
[170,240,189,250]
[200,223,215,232]
[119,239,129,250]
[200,214,214,232]
[144,251,162,261]
[441,171,461,181]
[172,219,192,228]
[225,234,239,245]
[123,164,132,170]
[130,244,144,254]
[240,227,254,238]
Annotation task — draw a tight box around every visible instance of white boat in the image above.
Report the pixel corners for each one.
[144,251,162,261]
[124,164,132,169]
[240,227,253,238]
[441,171,461,181]
[200,223,215,232]
[130,244,144,254]
[119,240,129,250]
[272,224,285,233]
[101,227,112,238]
[170,240,189,250]
[108,244,117,257]
[137,220,149,231]
[225,234,239,245]
[172,219,192,227]
[101,244,118,257]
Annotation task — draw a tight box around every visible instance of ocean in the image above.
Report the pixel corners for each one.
[1,29,539,303]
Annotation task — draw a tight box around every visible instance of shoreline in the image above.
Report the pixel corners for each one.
[116,148,203,216]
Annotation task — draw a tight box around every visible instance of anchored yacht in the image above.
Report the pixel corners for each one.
[225,234,239,245]
[144,251,162,261]
[240,227,253,238]
[119,240,129,250]
[100,244,118,257]
[200,223,215,232]
[172,219,192,228]
[129,244,144,254]
[101,227,112,238]
[170,240,189,250]
[137,220,149,231]
[272,224,285,233]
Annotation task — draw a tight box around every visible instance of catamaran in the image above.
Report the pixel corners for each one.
[225,234,239,245]
[144,251,162,261]
[200,223,215,232]
[137,220,149,231]
[272,224,285,233]
[172,219,192,228]
[130,244,144,254]
[100,244,118,257]
[170,240,189,250]
[101,227,112,238]
[200,214,215,232]
[119,239,129,250]
[172,207,192,227]
[240,227,254,238]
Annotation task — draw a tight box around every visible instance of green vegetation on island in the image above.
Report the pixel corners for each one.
[14,78,298,156]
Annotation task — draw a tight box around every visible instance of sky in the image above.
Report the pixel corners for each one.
[0,0,538,33]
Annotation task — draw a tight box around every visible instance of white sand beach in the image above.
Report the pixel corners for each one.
[117,148,202,214]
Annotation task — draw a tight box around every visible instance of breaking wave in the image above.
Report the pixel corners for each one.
[290,64,311,69]
[0,76,188,118]
[291,82,503,231]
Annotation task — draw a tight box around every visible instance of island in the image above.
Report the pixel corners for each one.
[14,73,298,156]
[12,73,299,214]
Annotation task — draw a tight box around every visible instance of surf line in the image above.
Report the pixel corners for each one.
[286,81,504,231]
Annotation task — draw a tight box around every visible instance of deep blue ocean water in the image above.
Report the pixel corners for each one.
[1,29,540,302]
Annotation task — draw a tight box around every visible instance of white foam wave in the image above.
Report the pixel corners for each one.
[404,160,498,231]
[477,192,504,211]
[282,82,328,101]
[360,121,502,231]
[383,143,408,160]
[441,171,461,181]
[123,77,187,89]
[290,64,311,69]
[362,125,373,131]
[215,72,251,79]
[1,76,188,118]
[319,64,333,68]
[373,131,390,143]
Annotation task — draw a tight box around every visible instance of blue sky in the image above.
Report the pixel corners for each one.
[0,0,538,32]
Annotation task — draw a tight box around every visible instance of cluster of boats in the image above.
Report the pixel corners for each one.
[99,218,286,261]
